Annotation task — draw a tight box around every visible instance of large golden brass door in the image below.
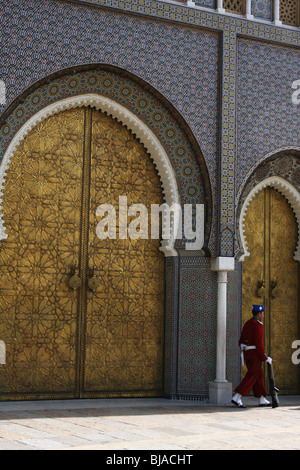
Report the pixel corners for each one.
[0,107,165,400]
[242,187,300,394]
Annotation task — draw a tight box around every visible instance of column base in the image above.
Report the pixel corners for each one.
[209,381,232,405]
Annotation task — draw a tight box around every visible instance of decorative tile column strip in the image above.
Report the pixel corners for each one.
[219,20,236,257]
[164,257,180,399]
[213,15,239,394]
[209,257,235,404]
[0,81,6,106]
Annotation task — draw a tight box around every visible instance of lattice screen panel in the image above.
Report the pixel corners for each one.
[280,0,299,26]
[223,0,245,14]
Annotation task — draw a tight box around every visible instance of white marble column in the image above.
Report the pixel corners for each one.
[274,0,282,25]
[217,0,225,14]
[0,341,5,364]
[209,257,235,404]
[215,270,228,382]
[245,0,254,19]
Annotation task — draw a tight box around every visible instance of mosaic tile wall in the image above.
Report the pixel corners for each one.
[164,257,180,398]
[1,0,300,257]
[0,0,300,398]
[237,38,300,195]
[0,0,220,190]
[177,258,241,397]
[177,258,218,396]
[0,0,221,259]
[252,0,273,20]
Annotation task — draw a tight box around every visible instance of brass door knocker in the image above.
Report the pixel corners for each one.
[88,268,100,292]
[257,280,266,299]
[68,267,81,291]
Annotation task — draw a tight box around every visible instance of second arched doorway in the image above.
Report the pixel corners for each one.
[241,183,300,394]
[0,106,165,400]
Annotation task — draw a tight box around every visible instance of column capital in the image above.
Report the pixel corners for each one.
[211,257,235,272]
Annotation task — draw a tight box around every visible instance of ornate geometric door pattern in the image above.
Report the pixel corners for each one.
[0,107,165,400]
[242,187,300,394]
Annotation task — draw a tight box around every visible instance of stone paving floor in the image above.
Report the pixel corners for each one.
[0,396,299,451]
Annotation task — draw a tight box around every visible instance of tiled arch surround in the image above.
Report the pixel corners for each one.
[0,66,213,255]
[236,150,300,261]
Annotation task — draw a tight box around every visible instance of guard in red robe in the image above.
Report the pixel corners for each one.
[232,305,272,408]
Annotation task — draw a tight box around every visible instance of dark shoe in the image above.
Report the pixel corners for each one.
[231,399,246,408]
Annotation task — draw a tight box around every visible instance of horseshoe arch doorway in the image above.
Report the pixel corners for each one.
[0,105,166,400]
[241,184,300,394]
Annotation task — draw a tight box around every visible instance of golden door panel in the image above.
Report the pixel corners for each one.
[0,109,84,398]
[84,110,165,397]
[0,106,165,399]
[269,188,299,393]
[242,187,299,394]
[242,189,265,322]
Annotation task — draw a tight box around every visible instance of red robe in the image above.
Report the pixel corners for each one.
[235,316,268,397]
